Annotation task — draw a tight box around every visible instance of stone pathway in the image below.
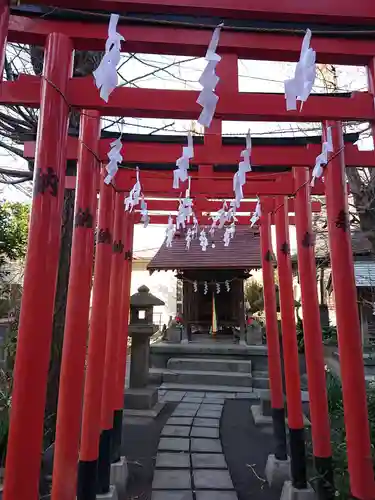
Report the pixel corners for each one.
[152,392,238,500]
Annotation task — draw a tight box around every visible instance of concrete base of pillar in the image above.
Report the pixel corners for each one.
[280,481,317,500]
[110,457,128,497]
[265,454,291,487]
[97,485,118,500]
[251,404,310,427]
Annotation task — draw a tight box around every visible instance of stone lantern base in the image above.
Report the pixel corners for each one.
[124,387,158,411]
[123,392,165,419]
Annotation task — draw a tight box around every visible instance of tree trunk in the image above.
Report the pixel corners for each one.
[43,188,75,449]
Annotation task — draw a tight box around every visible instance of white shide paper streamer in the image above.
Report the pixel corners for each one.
[199,229,209,251]
[104,136,123,185]
[124,167,141,211]
[140,196,150,228]
[173,133,194,189]
[197,23,224,128]
[165,215,176,248]
[284,29,316,111]
[176,177,195,230]
[233,130,252,207]
[311,126,334,186]
[93,14,124,102]
[223,223,235,247]
[250,198,261,227]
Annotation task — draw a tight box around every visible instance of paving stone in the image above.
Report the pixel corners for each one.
[177,403,201,410]
[152,491,193,500]
[197,409,222,419]
[190,427,219,438]
[158,438,190,452]
[193,469,234,489]
[163,391,186,402]
[195,492,237,500]
[156,453,190,469]
[203,398,225,405]
[200,404,223,412]
[152,469,191,489]
[183,396,204,403]
[167,417,193,426]
[192,453,227,469]
[161,425,190,437]
[190,438,222,453]
[173,408,198,417]
[186,391,205,397]
[194,418,220,428]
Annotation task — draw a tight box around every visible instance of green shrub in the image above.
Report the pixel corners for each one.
[296,321,338,353]
[0,369,12,467]
[325,370,375,498]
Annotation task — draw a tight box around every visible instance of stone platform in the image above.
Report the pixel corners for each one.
[150,342,269,371]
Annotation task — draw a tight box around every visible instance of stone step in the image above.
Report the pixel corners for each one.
[252,370,269,389]
[163,369,252,387]
[159,382,259,399]
[167,357,252,374]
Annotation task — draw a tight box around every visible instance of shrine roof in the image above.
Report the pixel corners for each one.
[147,226,261,271]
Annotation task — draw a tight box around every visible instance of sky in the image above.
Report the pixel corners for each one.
[1,41,373,260]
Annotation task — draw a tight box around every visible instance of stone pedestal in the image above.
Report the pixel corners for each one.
[129,325,155,389]
[110,457,128,498]
[181,327,188,344]
[166,325,182,343]
[97,485,118,500]
[265,454,291,487]
[246,323,263,345]
[280,480,317,500]
[125,324,159,413]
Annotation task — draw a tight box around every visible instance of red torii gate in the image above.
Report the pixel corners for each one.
[0,3,374,500]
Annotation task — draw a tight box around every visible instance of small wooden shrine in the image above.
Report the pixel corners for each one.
[148,226,261,336]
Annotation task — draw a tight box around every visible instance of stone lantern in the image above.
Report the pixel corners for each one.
[124,285,165,413]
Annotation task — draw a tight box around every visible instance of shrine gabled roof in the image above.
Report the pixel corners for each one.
[147,226,261,271]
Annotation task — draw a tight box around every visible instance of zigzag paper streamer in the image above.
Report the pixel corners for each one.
[165,215,175,248]
[311,126,334,186]
[223,223,235,247]
[199,229,209,252]
[140,196,150,228]
[197,23,224,128]
[124,167,141,211]
[284,29,316,111]
[250,198,261,227]
[173,133,194,189]
[104,136,123,185]
[233,130,252,207]
[93,14,124,102]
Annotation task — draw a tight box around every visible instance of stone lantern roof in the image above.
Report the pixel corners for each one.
[130,285,165,307]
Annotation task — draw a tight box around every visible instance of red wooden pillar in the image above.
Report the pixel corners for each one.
[3,33,72,500]
[51,110,101,500]
[0,0,9,83]
[112,214,135,462]
[293,167,334,497]
[274,197,307,489]
[259,203,287,461]
[97,192,125,493]
[366,59,375,146]
[77,179,114,500]
[324,121,375,500]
